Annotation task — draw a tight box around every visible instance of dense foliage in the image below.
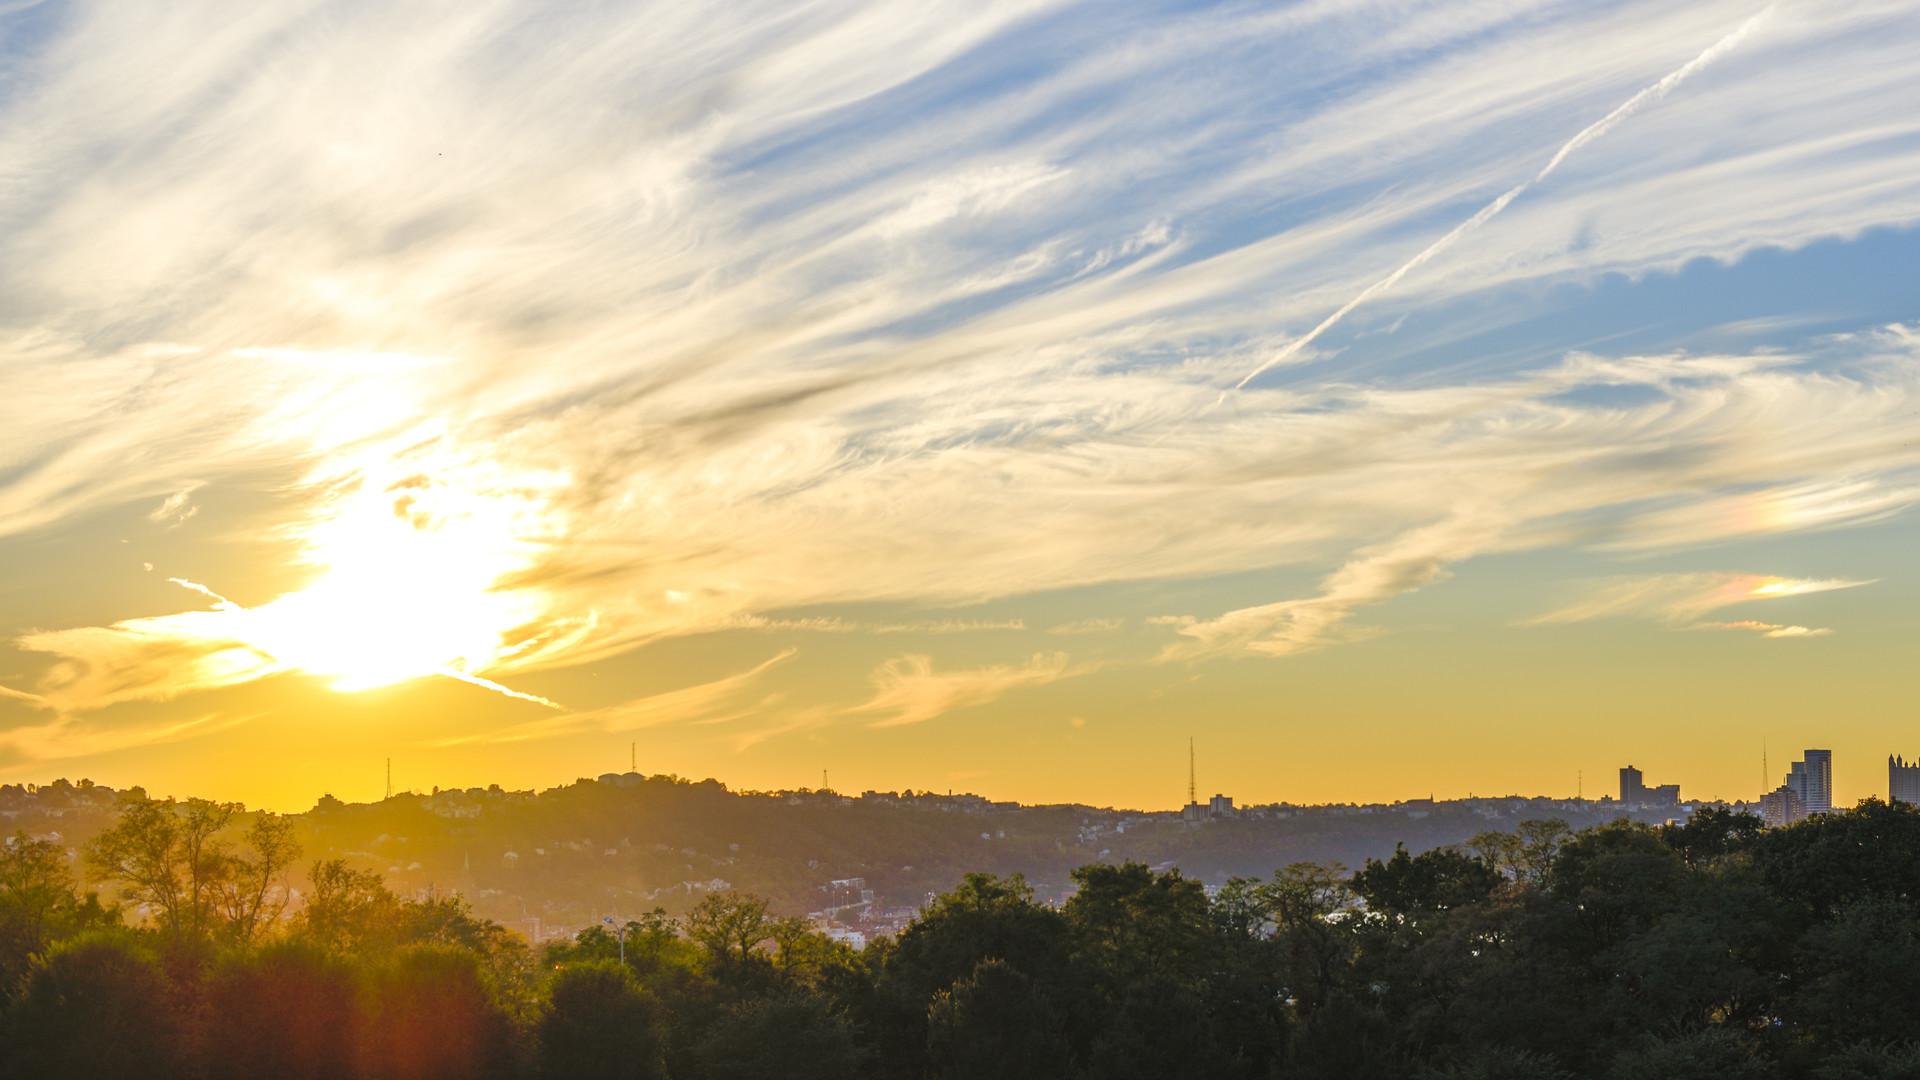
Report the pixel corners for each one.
[5,797,1920,1077]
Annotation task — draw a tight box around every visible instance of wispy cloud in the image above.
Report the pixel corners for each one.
[1047,618,1124,636]
[432,649,797,747]
[2,0,1919,722]
[1528,571,1869,638]
[0,683,46,707]
[853,652,1074,728]
[1530,571,1870,625]
[0,711,261,769]
[147,484,201,527]
[1694,619,1832,639]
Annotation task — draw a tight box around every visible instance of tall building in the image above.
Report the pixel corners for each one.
[1892,755,1920,806]
[1618,765,1679,809]
[1766,749,1834,825]
[1801,749,1833,814]
[1760,785,1806,828]
[1619,765,1644,805]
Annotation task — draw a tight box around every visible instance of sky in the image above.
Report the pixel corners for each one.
[2,0,1918,813]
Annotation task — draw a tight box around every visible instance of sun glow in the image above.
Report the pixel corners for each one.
[181,459,569,703]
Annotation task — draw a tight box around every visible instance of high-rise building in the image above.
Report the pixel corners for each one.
[1766,749,1834,825]
[1801,749,1833,814]
[1892,755,1920,806]
[1760,784,1806,828]
[1619,765,1644,805]
[1618,765,1679,809]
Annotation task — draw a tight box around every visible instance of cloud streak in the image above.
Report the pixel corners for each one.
[1529,571,1871,638]
[853,652,1076,728]
[1233,5,1773,388]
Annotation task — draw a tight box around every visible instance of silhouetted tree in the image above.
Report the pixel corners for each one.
[4,934,186,1078]
[686,890,775,969]
[690,990,869,1080]
[357,945,517,1080]
[1605,1028,1774,1080]
[202,942,360,1080]
[1661,807,1765,867]
[1353,844,1500,918]
[926,958,1073,1080]
[536,961,669,1080]
[1,830,114,1006]
[87,797,236,941]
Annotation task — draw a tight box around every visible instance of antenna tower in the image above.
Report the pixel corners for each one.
[822,768,829,793]
[385,757,392,801]
[1188,738,1196,805]
[630,742,636,772]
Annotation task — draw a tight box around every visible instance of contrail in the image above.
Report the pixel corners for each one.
[169,576,243,609]
[1233,6,1773,390]
[438,667,566,710]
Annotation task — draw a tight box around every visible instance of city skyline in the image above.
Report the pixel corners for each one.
[14,738,1920,817]
[4,1,1919,812]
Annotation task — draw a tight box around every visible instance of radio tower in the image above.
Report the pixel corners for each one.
[1188,738,1197,805]
[385,758,392,801]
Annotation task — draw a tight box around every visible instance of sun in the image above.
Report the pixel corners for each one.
[190,459,568,704]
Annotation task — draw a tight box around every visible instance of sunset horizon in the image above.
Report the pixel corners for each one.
[5,0,1918,821]
[7,3,1920,1075]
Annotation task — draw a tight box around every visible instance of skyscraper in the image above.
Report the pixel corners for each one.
[1802,749,1833,814]
[1892,755,1920,806]
[1765,748,1834,825]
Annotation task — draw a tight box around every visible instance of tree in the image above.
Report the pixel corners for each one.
[1470,819,1568,886]
[1,830,114,1004]
[1261,862,1354,1011]
[1789,896,1920,1046]
[214,814,301,944]
[537,961,669,1080]
[1353,844,1501,920]
[1082,974,1235,1080]
[770,914,858,987]
[926,959,1073,1080]
[86,795,236,937]
[1756,799,1920,918]
[358,945,517,1080]
[202,942,360,1080]
[686,890,774,968]
[1421,1047,1576,1080]
[297,858,405,954]
[1811,1043,1920,1080]
[4,934,187,1078]
[1604,1029,1773,1080]
[871,873,1074,1077]
[1661,807,1765,868]
[1065,862,1214,991]
[691,991,870,1080]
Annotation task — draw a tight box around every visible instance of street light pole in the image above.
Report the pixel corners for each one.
[603,915,626,966]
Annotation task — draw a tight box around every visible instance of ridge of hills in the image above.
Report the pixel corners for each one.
[3,772,1700,941]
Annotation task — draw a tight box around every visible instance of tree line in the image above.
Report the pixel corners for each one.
[4,795,1920,1078]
